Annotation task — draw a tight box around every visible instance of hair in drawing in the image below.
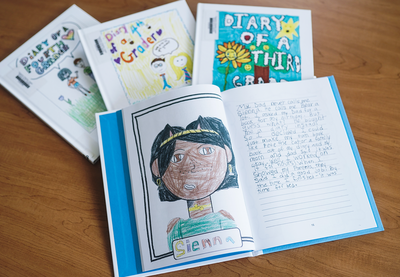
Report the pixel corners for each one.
[151,57,165,65]
[150,116,238,202]
[170,52,193,81]
[73,58,83,65]
[57,68,72,81]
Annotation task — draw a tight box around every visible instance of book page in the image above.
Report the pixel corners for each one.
[122,85,255,271]
[222,77,378,251]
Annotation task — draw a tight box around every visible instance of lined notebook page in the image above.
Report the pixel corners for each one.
[240,94,353,229]
[222,78,377,251]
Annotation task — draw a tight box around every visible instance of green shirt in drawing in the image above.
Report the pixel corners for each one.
[83,66,95,81]
[167,212,236,251]
[84,66,92,75]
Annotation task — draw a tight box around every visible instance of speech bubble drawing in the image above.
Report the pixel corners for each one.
[152,38,179,57]
[17,22,83,80]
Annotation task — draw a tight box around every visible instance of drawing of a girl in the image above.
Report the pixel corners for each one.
[150,116,238,250]
[57,68,91,96]
[170,52,193,84]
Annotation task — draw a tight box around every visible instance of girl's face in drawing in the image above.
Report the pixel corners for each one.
[62,71,71,79]
[162,139,230,201]
[173,56,187,67]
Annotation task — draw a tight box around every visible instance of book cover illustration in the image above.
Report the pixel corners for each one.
[150,116,242,259]
[213,12,302,91]
[13,20,106,132]
[100,9,194,105]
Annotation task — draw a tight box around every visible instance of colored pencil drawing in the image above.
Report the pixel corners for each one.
[74,58,95,81]
[150,57,171,90]
[213,12,301,91]
[170,52,193,84]
[55,60,106,132]
[66,83,106,132]
[150,116,239,251]
[215,41,251,90]
[58,68,91,96]
[15,21,107,133]
[101,10,194,104]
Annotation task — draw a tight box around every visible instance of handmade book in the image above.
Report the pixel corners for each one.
[96,76,383,276]
[0,5,107,163]
[78,0,196,111]
[192,3,314,91]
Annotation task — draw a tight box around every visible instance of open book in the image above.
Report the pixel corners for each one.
[193,4,314,91]
[97,76,383,276]
[78,0,195,111]
[0,5,106,163]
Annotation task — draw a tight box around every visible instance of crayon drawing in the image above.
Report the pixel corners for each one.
[150,116,239,251]
[213,12,301,91]
[101,10,194,104]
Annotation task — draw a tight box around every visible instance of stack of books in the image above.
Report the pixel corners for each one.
[0,1,383,277]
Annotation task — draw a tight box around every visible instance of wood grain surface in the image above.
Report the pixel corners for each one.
[0,0,399,276]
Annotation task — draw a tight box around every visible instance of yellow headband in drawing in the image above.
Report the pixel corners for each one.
[159,129,220,148]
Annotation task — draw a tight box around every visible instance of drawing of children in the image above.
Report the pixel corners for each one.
[150,116,238,251]
[57,68,91,96]
[150,58,172,90]
[170,52,193,84]
[73,58,95,81]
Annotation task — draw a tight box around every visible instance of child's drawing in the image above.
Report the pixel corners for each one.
[57,68,91,96]
[216,41,251,90]
[213,12,301,91]
[58,95,73,106]
[170,52,192,84]
[101,10,194,104]
[150,116,238,250]
[151,58,171,90]
[14,21,107,133]
[74,58,95,81]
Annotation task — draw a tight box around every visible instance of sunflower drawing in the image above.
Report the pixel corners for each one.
[216,41,251,90]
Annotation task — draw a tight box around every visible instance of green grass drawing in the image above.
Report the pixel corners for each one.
[67,83,107,132]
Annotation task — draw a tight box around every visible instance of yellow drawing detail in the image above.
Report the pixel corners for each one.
[216,41,251,69]
[275,18,299,40]
[101,10,194,104]
[188,204,212,212]
[216,41,252,91]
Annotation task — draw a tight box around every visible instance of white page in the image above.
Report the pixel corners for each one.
[222,77,377,251]
[193,3,314,91]
[122,85,255,271]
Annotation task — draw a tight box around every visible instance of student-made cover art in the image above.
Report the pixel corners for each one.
[213,12,302,91]
[122,88,255,270]
[100,9,194,105]
[13,21,106,132]
[150,116,242,259]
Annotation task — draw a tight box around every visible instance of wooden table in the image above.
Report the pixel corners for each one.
[1,0,399,276]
